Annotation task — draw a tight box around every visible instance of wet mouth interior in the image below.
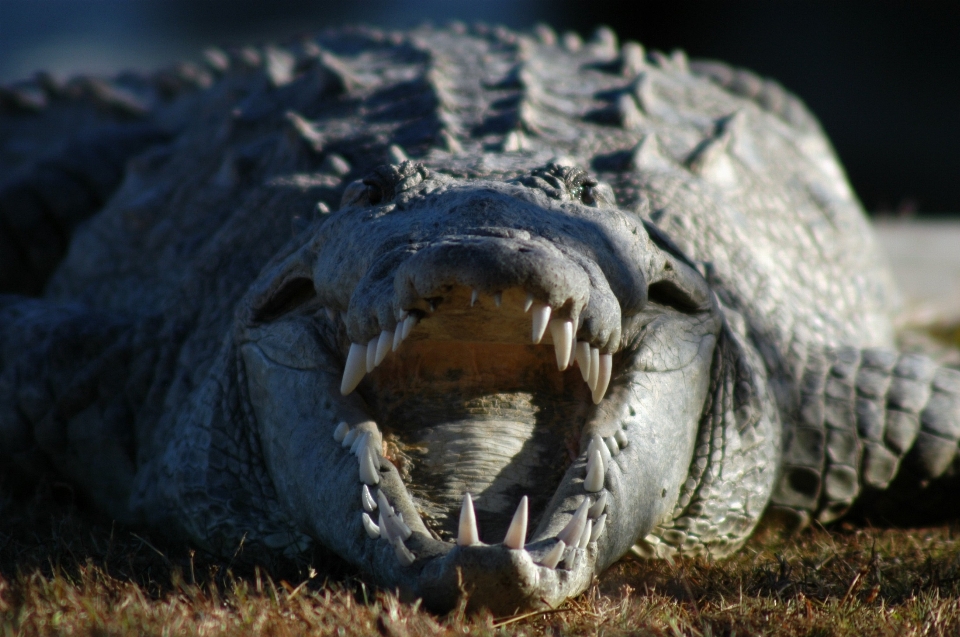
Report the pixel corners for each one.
[345,286,615,543]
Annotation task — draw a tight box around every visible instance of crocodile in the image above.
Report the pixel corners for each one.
[2,23,960,615]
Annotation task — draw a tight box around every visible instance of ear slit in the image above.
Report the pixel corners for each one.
[252,277,317,322]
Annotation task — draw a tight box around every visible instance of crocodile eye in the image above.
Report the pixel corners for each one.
[579,178,615,208]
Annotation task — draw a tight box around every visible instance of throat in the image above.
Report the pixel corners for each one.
[366,342,592,541]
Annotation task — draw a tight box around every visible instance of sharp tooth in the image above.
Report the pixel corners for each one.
[457,493,480,546]
[556,500,589,545]
[340,343,367,395]
[549,319,574,370]
[401,314,417,339]
[325,308,336,322]
[392,327,403,351]
[375,331,393,365]
[531,304,551,344]
[377,489,391,514]
[523,293,534,312]
[592,353,612,404]
[588,491,607,518]
[393,537,416,566]
[587,434,611,466]
[333,421,349,443]
[394,515,412,540]
[587,347,600,391]
[365,338,378,372]
[584,448,605,492]
[359,447,380,485]
[605,436,620,457]
[350,431,369,456]
[494,292,502,307]
[578,519,593,549]
[590,513,606,542]
[540,540,566,568]
[567,337,577,369]
[378,511,390,541]
[503,496,528,550]
[361,485,377,512]
[362,512,380,539]
[470,289,480,306]
[342,428,359,448]
[576,342,591,382]
[614,429,629,448]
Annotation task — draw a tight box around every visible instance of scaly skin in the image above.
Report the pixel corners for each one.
[1,24,959,614]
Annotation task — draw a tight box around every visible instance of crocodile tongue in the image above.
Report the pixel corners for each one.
[371,340,588,542]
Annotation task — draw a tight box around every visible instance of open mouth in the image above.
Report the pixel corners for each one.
[334,283,625,571]
[238,168,723,611]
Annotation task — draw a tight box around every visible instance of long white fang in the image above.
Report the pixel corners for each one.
[378,511,391,541]
[393,537,415,566]
[523,293,534,312]
[576,342,591,382]
[605,436,620,457]
[365,338,378,372]
[578,519,593,549]
[567,338,577,369]
[392,326,403,351]
[359,447,380,485]
[549,319,574,370]
[588,492,607,518]
[457,493,480,546]
[340,343,367,395]
[587,434,611,466]
[470,289,480,306]
[590,513,606,542]
[531,304,551,344]
[362,512,380,538]
[614,430,629,448]
[375,331,393,365]
[377,490,391,515]
[584,448,605,492]
[503,496,528,550]
[540,540,566,568]
[401,314,417,339]
[592,353,612,404]
[342,428,359,448]
[350,431,369,456]
[557,500,589,545]
[494,292,502,307]
[361,485,377,512]
[385,511,411,540]
[587,347,600,391]
[333,422,349,443]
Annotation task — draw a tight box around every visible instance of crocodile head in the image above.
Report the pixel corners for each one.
[236,162,762,613]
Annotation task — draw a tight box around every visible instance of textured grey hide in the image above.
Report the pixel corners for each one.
[1,24,959,614]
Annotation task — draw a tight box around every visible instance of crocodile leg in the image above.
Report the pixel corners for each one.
[0,295,163,519]
[768,346,960,527]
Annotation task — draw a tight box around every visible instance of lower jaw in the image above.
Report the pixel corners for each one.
[242,338,644,614]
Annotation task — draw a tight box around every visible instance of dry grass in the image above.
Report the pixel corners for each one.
[5,486,960,636]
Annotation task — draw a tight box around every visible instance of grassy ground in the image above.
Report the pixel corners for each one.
[4,487,960,637]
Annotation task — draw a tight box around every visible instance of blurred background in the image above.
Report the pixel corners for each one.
[1,0,958,214]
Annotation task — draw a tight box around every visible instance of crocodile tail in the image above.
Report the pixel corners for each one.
[769,346,960,528]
